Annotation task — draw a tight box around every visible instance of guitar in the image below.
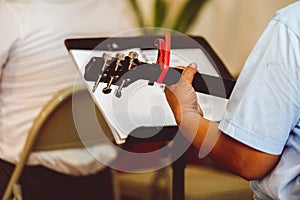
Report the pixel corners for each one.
[84,51,236,99]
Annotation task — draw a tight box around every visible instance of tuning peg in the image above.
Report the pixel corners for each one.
[92,53,111,93]
[102,75,119,94]
[103,52,113,60]
[128,51,138,59]
[101,53,112,71]
[116,52,126,60]
[115,78,130,98]
[92,74,107,92]
[114,52,126,71]
[128,51,138,70]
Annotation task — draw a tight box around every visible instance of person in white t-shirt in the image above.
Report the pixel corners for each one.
[0,0,136,199]
[165,2,300,200]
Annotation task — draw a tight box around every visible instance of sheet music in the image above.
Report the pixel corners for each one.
[70,48,228,144]
[142,48,220,77]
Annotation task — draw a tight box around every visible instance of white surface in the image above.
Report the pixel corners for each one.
[70,48,228,143]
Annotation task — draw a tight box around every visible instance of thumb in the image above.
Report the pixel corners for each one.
[181,63,198,85]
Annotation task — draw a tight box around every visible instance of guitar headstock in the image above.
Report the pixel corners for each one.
[84,51,162,98]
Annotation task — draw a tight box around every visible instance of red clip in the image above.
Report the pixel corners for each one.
[155,33,171,84]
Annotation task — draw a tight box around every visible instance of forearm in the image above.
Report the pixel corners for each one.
[165,65,279,180]
[179,113,280,180]
[177,111,213,149]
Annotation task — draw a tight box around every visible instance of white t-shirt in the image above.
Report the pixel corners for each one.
[219,2,300,199]
[0,0,136,176]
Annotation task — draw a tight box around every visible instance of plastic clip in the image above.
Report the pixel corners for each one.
[155,33,171,84]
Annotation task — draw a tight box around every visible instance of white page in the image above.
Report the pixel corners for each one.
[142,48,219,77]
[70,48,228,144]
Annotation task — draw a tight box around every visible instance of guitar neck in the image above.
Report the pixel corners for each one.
[169,68,235,99]
[121,63,236,99]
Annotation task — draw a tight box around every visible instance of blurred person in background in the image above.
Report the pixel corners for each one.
[0,0,136,199]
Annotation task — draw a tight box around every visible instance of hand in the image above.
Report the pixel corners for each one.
[164,63,203,125]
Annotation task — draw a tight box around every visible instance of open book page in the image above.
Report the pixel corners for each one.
[70,48,228,144]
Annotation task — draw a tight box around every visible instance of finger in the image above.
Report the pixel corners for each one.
[173,66,185,70]
[181,63,198,85]
[197,104,203,116]
[164,86,174,103]
[164,86,181,114]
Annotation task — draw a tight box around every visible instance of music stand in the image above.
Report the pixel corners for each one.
[65,35,235,200]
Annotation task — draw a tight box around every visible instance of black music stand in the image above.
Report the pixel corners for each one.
[125,126,186,200]
[65,35,235,200]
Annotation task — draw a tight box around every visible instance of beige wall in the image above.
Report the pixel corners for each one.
[129,0,297,77]
[189,0,297,78]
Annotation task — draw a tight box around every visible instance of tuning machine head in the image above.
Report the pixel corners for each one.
[114,53,126,71]
[116,52,126,61]
[128,51,138,59]
[103,52,113,61]
[128,51,138,70]
[102,75,119,94]
[101,53,112,71]
[115,78,130,98]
